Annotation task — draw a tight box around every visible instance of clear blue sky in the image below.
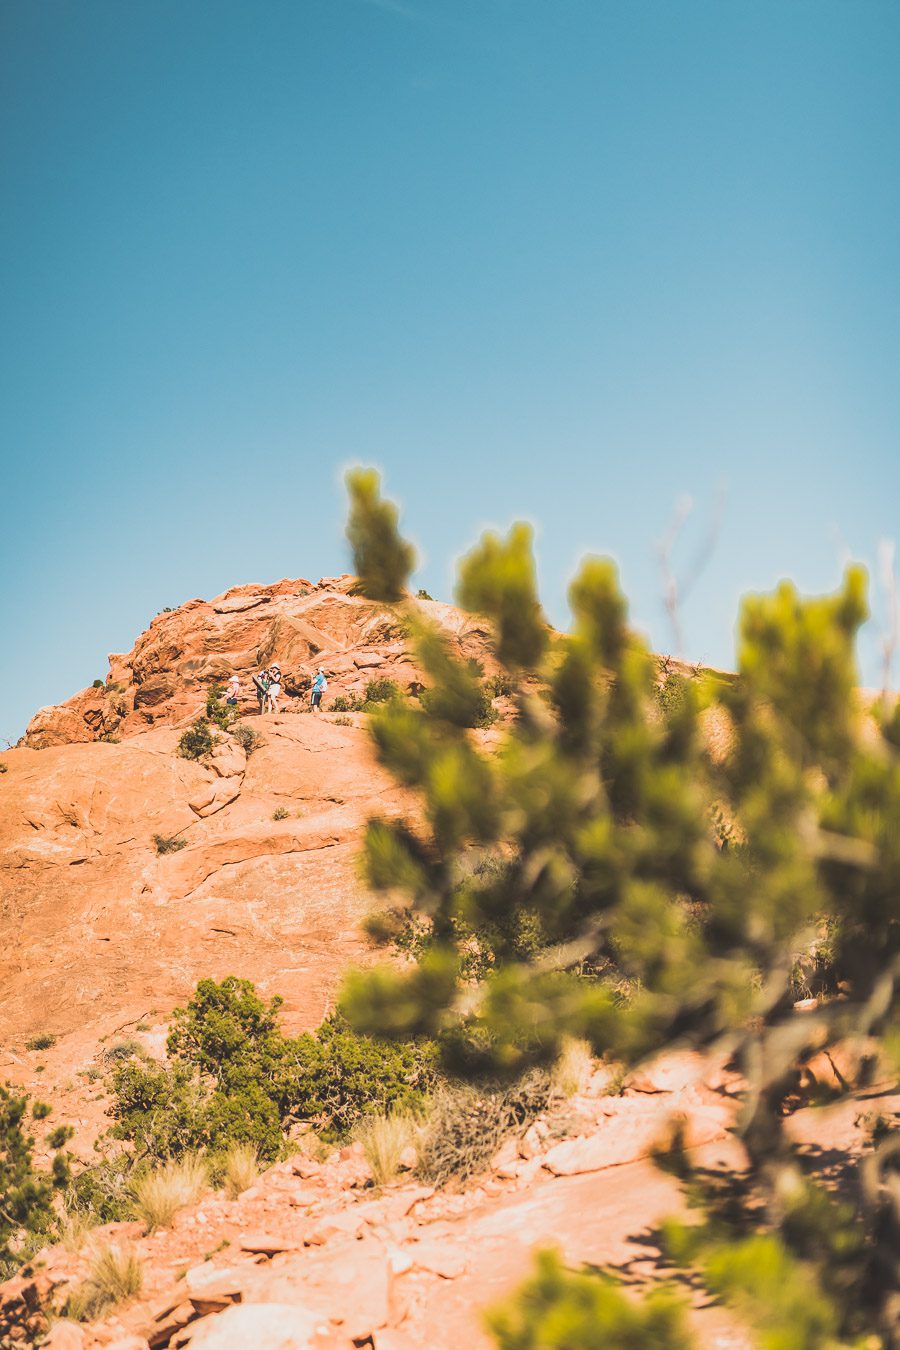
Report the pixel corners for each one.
[2,0,899,744]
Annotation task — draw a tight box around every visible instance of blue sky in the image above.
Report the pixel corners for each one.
[2,0,899,743]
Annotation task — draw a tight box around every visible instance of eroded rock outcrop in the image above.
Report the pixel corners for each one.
[22,577,493,749]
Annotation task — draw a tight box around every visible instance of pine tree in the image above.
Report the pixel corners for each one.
[340,469,899,1347]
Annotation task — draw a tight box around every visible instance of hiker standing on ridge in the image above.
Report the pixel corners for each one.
[253,668,270,716]
[310,668,327,712]
[267,665,282,715]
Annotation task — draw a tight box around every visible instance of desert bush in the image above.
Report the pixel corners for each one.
[92,679,105,689]
[416,588,434,601]
[487,1248,692,1349]
[221,1141,259,1198]
[64,1155,133,1227]
[333,715,353,726]
[107,978,440,1164]
[153,832,187,855]
[31,1102,51,1120]
[331,693,365,713]
[0,762,7,774]
[272,806,289,821]
[417,1071,551,1187]
[364,677,402,707]
[131,1154,207,1231]
[485,672,514,699]
[26,1034,56,1052]
[354,1109,420,1186]
[0,1085,70,1276]
[231,721,264,756]
[339,468,900,1347]
[206,684,238,731]
[177,718,215,761]
[67,1243,142,1320]
[102,1038,143,1062]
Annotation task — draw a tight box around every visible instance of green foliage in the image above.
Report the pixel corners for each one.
[26,1034,56,1052]
[487,1249,693,1349]
[177,718,215,761]
[332,680,402,715]
[345,466,416,602]
[365,676,402,705]
[416,588,434,600]
[206,684,238,731]
[153,832,187,855]
[92,678,105,689]
[232,721,264,756]
[0,1085,70,1275]
[31,1102,51,1121]
[456,523,548,670]
[331,693,364,713]
[340,477,900,1345]
[106,977,440,1164]
[46,1125,74,1149]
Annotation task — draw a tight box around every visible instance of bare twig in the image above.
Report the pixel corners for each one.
[878,538,898,704]
[657,488,726,660]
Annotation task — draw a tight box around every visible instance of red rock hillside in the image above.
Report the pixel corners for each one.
[0,578,496,1112]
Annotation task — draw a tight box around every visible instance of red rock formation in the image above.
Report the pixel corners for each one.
[23,576,494,749]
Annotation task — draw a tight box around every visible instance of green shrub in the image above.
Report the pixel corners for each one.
[416,588,434,601]
[46,1125,74,1150]
[106,977,440,1164]
[487,1249,692,1349]
[26,1034,56,1052]
[64,1155,134,1226]
[364,677,402,706]
[485,672,514,699]
[0,1086,70,1276]
[206,685,238,731]
[177,719,215,761]
[31,1102,52,1121]
[232,722,264,756]
[103,1038,143,1062]
[92,679,105,689]
[333,715,353,726]
[153,833,187,855]
[331,693,365,713]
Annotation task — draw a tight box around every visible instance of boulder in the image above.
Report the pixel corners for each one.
[181,1303,324,1349]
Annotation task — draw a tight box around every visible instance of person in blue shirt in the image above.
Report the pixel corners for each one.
[310,669,327,712]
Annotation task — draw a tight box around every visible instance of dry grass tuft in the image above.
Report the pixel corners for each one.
[354,1110,420,1186]
[67,1243,142,1320]
[131,1154,208,1232]
[222,1142,259,1199]
[552,1036,594,1098]
[417,1069,551,1187]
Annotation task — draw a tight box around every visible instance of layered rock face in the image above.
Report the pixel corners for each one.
[23,576,492,749]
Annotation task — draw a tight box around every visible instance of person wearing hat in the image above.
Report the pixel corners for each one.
[310,668,327,712]
[266,664,282,714]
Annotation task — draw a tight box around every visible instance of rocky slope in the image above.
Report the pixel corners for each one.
[1,577,496,1135]
[6,1047,897,1350]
